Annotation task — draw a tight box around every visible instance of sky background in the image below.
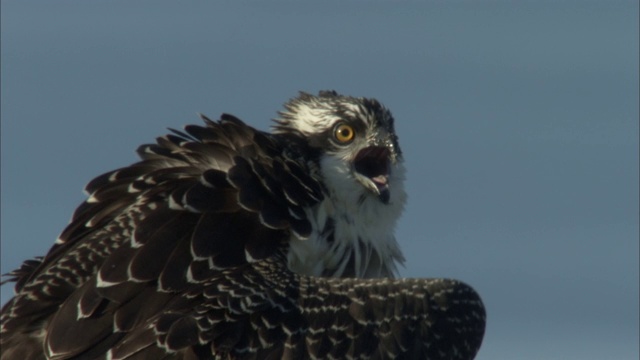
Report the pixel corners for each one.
[1,1,638,359]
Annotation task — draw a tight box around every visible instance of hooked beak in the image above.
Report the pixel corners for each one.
[353,146,392,204]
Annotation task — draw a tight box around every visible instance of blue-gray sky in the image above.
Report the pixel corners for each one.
[1,1,638,359]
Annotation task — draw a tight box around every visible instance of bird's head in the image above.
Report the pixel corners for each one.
[273,91,405,206]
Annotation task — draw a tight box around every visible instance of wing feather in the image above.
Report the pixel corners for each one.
[1,115,324,357]
[1,113,486,359]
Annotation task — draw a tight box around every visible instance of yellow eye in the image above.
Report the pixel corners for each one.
[334,123,355,143]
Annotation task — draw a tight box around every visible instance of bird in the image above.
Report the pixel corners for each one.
[0,90,486,360]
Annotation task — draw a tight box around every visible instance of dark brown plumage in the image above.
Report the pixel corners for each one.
[1,92,485,359]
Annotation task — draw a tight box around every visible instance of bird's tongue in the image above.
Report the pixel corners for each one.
[354,146,391,201]
[370,174,388,188]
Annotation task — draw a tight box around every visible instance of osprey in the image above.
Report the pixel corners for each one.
[1,91,485,359]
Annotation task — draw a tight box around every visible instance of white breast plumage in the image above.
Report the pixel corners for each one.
[287,154,407,278]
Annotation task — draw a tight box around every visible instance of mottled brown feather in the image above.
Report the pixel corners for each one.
[2,100,485,360]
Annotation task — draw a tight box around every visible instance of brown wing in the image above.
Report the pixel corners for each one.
[0,114,324,359]
[78,253,486,360]
[0,114,486,360]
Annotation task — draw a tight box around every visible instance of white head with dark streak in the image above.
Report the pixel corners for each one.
[274,91,407,278]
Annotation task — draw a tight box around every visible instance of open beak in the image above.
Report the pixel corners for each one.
[353,146,392,204]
